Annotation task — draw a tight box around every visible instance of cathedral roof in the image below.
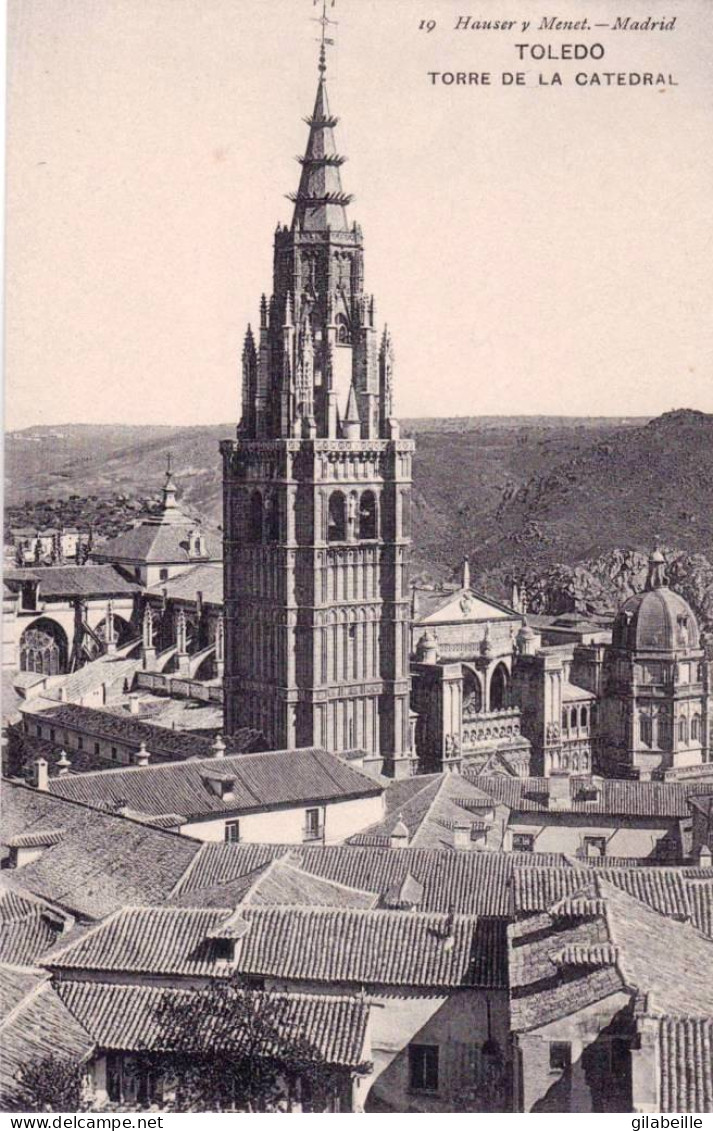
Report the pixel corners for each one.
[416,586,519,625]
[613,587,700,654]
[612,548,701,654]
[90,464,221,568]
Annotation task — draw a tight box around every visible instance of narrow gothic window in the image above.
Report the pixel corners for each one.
[335,313,351,345]
[640,713,652,748]
[691,714,701,742]
[580,706,588,729]
[328,492,347,542]
[265,495,280,543]
[359,490,378,540]
[678,716,688,744]
[249,491,263,543]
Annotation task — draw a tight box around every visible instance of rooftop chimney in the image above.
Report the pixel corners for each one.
[453,822,472,852]
[128,693,141,716]
[212,734,227,759]
[134,741,151,767]
[34,757,49,792]
[548,772,571,811]
[56,751,71,777]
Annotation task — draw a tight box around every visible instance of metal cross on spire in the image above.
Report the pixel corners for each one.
[312,0,337,75]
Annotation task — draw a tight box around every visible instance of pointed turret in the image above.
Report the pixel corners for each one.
[288,49,352,232]
[160,455,183,524]
[342,381,361,439]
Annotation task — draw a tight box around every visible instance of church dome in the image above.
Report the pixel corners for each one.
[613,587,700,653]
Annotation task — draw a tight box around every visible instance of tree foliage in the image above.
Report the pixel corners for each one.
[148,975,345,1112]
[16,1053,85,1112]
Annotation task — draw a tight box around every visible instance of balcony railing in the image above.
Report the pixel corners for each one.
[461,707,522,750]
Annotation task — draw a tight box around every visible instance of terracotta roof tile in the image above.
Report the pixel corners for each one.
[2,781,201,920]
[55,981,369,1068]
[467,772,712,818]
[49,746,382,821]
[179,843,517,917]
[0,981,94,1106]
[658,1018,713,1112]
[3,566,140,598]
[43,904,507,989]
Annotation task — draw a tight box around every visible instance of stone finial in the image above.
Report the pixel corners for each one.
[416,629,438,665]
[134,741,151,767]
[212,734,227,759]
[56,751,71,777]
[461,557,471,590]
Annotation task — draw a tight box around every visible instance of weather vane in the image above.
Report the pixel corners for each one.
[312,0,337,74]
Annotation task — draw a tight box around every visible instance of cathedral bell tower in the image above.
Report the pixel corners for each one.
[221,30,415,777]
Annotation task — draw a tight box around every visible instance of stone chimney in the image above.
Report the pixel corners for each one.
[134,741,151,767]
[34,757,49,792]
[128,693,141,716]
[453,822,471,852]
[390,818,409,849]
[56,751,71,777]
[212,734,227,759]
[548,772,571,811]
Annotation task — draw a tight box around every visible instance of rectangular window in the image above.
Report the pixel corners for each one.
[512,833,535,853]
[159,568,169,581]
[50,728,56,742]
[94,742,100,756]
[77,735,84,751]
[111,746,118,761]
[550,1042,571,1073]
[304,807,323,841]
[36,725,42,738]
[409,1045,439,1093]
[224,819,240,843]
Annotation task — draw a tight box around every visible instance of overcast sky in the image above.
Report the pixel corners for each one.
[5,0,713,430]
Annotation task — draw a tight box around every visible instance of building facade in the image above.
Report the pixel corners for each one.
[221,48,414,775]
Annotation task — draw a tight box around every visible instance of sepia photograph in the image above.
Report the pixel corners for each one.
[2,0,712,1116]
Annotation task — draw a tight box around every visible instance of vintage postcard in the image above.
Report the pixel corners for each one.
[2,0,712,1117]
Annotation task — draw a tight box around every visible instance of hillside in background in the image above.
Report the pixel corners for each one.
[6,411,713,627]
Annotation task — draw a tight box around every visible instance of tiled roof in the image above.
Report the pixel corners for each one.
[0,883,71,968]
[178,842,518,917]
[352,774,506,852]
[92,521,220,566]
[658,1018,713,1112]
[467,772,712,818]
[44,904,507,989]
[600,879,713,1016]
[49,747,382,820]
[508,907,624,1032]
[3,566,140,598]
[2,781,201,921]
[0,980,94,1106]
[243,859,379,910]
[147,563,223,604]
[55,981,369,1068]
[23,702,261,761]
[509,874,713,1034]
[512,864,713,937]
[0,966,45,1022]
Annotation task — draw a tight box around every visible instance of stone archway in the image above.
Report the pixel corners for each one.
[19,618,69,675]
[462,667,483,721]
[490,662,510,711]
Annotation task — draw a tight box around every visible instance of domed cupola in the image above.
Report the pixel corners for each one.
[612,549,700,654]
